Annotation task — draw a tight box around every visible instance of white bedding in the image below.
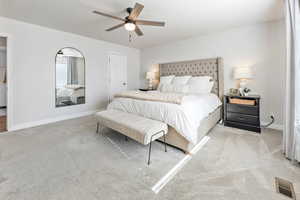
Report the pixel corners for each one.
[107,91,222,144]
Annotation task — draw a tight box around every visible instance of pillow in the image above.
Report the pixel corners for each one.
[171,76,192,85]
[173,84,190,93]
[157,75,175,90]
[187,76,212,85]
[160,84,174,93]
[188,81,214,94]
[65,84,84,90]
[161,84,189,93]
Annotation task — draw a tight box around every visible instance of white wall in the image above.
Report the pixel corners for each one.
[0,17,140,130]
[141,21,285,128]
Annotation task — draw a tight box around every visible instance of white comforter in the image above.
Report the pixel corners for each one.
[107,91,222,144]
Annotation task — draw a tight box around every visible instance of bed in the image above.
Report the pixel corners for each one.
[56,85,85,106]
[108,57,224,153]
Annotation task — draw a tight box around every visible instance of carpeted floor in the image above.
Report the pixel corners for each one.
[0,116,299,200]
[158,126,300,200]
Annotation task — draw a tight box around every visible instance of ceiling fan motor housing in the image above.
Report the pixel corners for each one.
[126,7,133,14]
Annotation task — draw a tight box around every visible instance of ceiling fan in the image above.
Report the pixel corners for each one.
[93,3,165,36]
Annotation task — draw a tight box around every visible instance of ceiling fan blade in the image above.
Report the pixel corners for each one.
[93,10,125,22]
[135,20,165,27]
[135,25,143,36]
[106,23,126,31]
[128,3,144,20]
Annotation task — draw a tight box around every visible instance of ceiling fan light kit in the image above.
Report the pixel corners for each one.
[93,2,165,38]
[124,22,136,31]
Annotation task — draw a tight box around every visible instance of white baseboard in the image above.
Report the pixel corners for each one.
[8,109,103,132]
[261,121,283,131]
[267,123,283,131]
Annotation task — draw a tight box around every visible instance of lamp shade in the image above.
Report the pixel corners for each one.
[146,71,155,80]
[234,66,253,80]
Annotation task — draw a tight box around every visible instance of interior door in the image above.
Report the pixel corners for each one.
[109,54,127,101]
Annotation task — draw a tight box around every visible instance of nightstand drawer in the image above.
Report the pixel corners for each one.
[227,103,258,116]
[227,112,259,125]
[224,121,261,133]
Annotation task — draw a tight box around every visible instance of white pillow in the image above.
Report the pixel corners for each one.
[187,76,212,85]
[158,75,175,90]
[161,84,189,93]
[161,84,174,92]
[171,76,192,85]
[173,85,190,93]
[188,81,214,94]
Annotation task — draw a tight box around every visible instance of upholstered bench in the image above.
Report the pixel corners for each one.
[95,109,168,165]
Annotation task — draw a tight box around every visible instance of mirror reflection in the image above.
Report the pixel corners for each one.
[55,47,85,107]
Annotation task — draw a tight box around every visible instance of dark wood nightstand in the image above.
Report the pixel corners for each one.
[224,95,261,133]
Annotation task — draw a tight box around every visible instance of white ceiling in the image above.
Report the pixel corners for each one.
[0,0,284,49]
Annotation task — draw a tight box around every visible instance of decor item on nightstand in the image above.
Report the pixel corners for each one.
[224,95,261,133]
[243,88,251,96]
[234,66,253,96]
[229,88,239,96]
[146,71,155,90]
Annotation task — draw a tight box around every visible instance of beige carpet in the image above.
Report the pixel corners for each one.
[0,116,184,200]
[0,116,299,200]
[158,126,300,200]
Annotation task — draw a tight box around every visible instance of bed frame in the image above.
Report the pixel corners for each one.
[158,57,224,153]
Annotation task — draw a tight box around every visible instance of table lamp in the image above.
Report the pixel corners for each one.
[234,66,253,96]
[146,72,155,90]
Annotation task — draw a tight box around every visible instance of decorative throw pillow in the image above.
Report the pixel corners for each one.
[171,76,192,85]
[161,84,174,93]
[173,84,190,93]
[157,75,175,91]
[188,81,214,94]
[161,84,189,93]
[187,76,212,85]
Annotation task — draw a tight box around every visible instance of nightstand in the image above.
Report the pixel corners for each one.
[223,95,261,133]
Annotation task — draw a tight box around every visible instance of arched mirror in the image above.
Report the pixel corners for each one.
[55,47,85,107]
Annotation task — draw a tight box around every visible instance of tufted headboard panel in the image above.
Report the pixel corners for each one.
[159,57,224,99]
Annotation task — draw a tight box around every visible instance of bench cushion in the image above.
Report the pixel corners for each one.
[95,110,168,145]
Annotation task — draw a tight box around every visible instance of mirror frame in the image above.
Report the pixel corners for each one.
[55,47,86,107]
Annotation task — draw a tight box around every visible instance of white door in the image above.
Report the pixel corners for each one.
[109,54,127,101]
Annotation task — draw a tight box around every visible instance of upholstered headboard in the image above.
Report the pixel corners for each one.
[159,57,224,98]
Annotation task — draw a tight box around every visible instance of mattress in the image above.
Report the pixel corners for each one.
[107,91,222,144]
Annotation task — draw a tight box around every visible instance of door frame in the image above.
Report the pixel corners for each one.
[107,52,127,103]
[0,33,12,131]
